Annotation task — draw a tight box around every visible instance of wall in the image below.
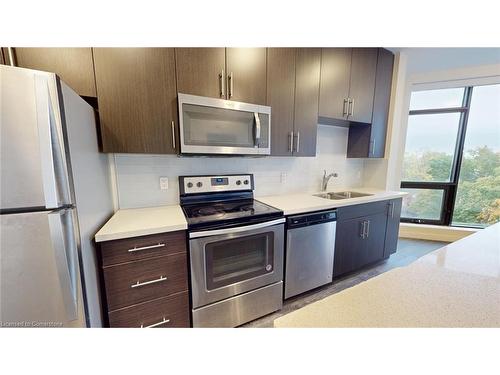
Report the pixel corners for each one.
[113,124,365,209]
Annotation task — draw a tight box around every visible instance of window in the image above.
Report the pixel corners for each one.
[401,84,500,228]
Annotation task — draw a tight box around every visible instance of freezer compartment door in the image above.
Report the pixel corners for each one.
[0,209,85,327]
[0,66,71,211]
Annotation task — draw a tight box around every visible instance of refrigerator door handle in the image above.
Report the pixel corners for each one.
[48,209,79,321]
[34,75,71,209]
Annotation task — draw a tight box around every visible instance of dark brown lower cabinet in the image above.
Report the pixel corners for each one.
[333,198,402,277]
[98,230,190,328]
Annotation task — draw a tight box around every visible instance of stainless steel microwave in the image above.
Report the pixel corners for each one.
[178,93,271,155]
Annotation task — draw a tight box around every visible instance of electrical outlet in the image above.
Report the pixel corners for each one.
[159,177,169,190]
[280,172,287,183]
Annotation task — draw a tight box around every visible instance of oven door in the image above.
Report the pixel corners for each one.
[178,93,271,155]
[189,218,284,308]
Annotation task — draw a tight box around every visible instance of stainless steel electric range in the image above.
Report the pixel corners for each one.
[179,174,285,327]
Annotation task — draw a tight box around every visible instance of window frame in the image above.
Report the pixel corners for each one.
[400,86,474,226]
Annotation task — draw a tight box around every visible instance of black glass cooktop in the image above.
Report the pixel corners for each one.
[182,199,283,229]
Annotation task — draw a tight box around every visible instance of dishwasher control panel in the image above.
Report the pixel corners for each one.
[287,210,337,228]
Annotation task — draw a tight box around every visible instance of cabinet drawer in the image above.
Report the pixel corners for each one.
[103,253,188,311]
[337,200,389,221]
[108,291,190,328]
[100,231,186,267]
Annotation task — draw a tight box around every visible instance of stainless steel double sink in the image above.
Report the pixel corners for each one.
[314,191,373,200]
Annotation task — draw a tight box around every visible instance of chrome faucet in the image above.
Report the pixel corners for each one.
[322,170,338,191]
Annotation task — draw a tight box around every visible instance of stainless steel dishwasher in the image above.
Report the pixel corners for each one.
[284,210,336,299]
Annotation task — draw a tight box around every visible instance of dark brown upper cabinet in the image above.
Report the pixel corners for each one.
[318,48,351,121]
[293,48,321,157]
[348,48,378,123]
[10,48,97,97]
[267,48,320,157]
[267,48,296,156]
[175,48,267,105]
[175,48,225,98]
[347,48,394,158]
[93,48,178,154]
[318,48,377,124]
[226,48,267,105]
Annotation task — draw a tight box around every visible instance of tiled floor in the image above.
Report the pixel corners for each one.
[242,238,449,328]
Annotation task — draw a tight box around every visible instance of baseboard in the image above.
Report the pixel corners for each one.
[399,223,478,242]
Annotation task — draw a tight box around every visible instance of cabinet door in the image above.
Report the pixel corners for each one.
[13,48,97,97]
[175,48,225,99]
[360,212,388,266]
[226,48,267,105]
[333,217,367,277]
[370,48,394,158]
[93,48,178,154]
[348,48,378,123]
[293,48,321,157]
[318,48,351,120]
[267,48,296,156]
[384,198,402,258]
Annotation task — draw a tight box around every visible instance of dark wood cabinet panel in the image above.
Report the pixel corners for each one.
[334,199,401,277]
[108,291,190,328]
[103,252,188,311]
[226,48,267,105]
[100,230,187,267]
[346,48,394,158]
[12,48,97,97]
[370,48,394,158]
[293,48,321,157]
[348,48,378,124]
[93,48,178,154]
[175,48,225,99]
[333,216,366,277]
[360,212,388,265]
[384,198,402,258]
[267,48,296,156]
[318,48,352,120]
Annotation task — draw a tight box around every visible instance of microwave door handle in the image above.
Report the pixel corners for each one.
[254,112,261,147]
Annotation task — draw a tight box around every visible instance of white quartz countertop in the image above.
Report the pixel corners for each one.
[94,205,187,242]
[257,188,407,215]
[274,222,500,327]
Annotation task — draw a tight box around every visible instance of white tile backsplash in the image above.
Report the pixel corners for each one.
[114,125,365,209]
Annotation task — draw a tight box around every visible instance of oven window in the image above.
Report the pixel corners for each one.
[205,232,274,290]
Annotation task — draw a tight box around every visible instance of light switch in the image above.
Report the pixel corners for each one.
[159,177,169,190]
[280,172,287,183]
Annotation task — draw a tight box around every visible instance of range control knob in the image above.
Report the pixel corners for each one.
[236,180,242,185]
[196,182,203,188]
[187,182,193,188]
[243,180,249,185]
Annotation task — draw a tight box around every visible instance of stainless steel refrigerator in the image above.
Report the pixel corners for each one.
[0,65,113,327]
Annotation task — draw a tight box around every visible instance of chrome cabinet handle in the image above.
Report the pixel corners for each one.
[131,276,167,289]
[219,69,225,98]
[295,131,300,153]
[128,243,166,253]
[141,318,170,328]
[347,98,354,117]
[254,112,261,147]
[370,139,376,156]
[342,98,349,117]
[228,72,233,98]
[171,121,176,149]
[360,221,365,239]
[289,131,294,152]
[389,202,395,218]
[365,220,370,238]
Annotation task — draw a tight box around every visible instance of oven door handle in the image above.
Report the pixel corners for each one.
[189,218,285,239]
